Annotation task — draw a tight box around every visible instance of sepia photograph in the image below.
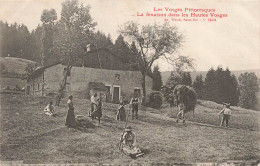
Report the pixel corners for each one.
[0,0,259,165]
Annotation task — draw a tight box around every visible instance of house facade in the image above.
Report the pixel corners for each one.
[26,48,152,102]
[26,63,152,102]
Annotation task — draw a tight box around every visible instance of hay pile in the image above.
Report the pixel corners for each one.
[173,84,197,113]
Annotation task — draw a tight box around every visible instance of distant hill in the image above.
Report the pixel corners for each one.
[161,69,260,85]
[0,57,36,77]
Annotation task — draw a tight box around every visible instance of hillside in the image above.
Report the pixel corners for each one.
[0,94,259,164]
[161,69,260,85]
[0,57,36,77]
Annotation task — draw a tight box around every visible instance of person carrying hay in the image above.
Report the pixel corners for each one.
[176,102,185,123]
[43,101,55,116]
[120,126,144,159]
[173,84,197,123]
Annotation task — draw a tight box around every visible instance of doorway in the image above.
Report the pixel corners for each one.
[113,86,120,103]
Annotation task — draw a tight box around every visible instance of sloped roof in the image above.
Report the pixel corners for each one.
[88,82,107,91]
[26,62,61,79]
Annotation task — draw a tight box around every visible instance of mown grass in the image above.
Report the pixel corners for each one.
[142,100,260,131]
[0,94,259,164]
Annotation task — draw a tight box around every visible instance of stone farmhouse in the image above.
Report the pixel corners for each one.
[26,48,153,103]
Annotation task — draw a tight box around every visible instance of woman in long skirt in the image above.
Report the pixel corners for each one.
[116,97,126,121]
[65,95,77,128]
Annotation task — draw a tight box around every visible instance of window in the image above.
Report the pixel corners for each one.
[63,68,70,76]
[37,83,40,91]
[115,73,120,81]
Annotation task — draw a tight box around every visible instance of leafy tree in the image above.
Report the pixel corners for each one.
[54,0,96,105]
[148,91,163,109]
[238,72,259,109]
[152,65,163,91]
[161,72,182,106]
[181,72,192,86]
[192,74,204,99]
[120,21,193,102]
[40,9,57,66]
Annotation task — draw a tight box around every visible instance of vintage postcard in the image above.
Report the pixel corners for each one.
[0,0,259,165]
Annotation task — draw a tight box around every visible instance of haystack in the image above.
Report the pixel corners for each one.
[173,84,197,113]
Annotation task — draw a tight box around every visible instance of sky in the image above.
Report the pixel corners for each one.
[0,0,259,71]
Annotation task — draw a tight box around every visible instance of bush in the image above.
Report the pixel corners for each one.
[148,91,163,109]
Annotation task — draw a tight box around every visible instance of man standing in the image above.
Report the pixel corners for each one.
[130,93,140,120]
[218,103,232,128]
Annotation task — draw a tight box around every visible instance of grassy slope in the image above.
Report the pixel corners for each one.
[0,57,35,76]
[147,100,260,131]
[0,94,259,164]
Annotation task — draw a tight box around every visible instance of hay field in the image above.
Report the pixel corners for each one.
[0,94,259,165]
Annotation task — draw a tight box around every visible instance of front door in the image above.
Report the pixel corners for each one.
[113,86,120,103]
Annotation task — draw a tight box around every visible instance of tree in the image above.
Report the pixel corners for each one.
[181,72,192,86]
[192,74,204,99]
[203,67,240,105]
[54,0,96,105]
[30,25,43,63]
[0,21,33,60]
[238,72,259,109]
[161,72,182,106]
[40,9,57,66]
[204,68,217,102]
[92,31,113,48]
[152,65,162,91]
[120,21,193,102]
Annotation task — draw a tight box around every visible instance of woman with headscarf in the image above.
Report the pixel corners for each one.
[116,96,127,121]
[120,126,144,158]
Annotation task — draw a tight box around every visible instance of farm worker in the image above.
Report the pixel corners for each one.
[89,93,98,117]
[218,103,232,128]
[130,93,140,120]
[91,96,103,124]
[120,126,144,158]
[43,101,55,116]
[176,102,185,123]
[65,95,77,128]
[116,96,127,121]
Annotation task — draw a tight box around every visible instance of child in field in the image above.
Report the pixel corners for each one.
[43,101,55,116]
[120,126,144,159]
[218,103,232,128]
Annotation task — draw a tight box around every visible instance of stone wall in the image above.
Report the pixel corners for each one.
[41,64,153,101]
